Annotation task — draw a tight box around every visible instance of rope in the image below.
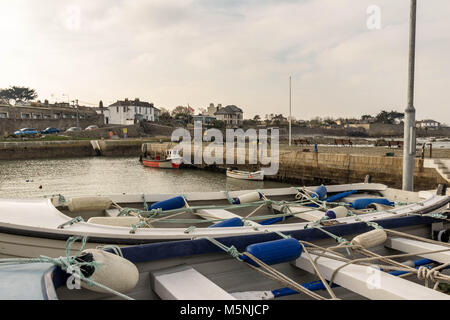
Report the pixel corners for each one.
[223,190,235,204]
[96,245,124,258]
[0,236,134,300]
[57,216,84,229]
[142,193,148,210]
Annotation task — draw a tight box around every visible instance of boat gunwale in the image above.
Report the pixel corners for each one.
[0,185,447,242]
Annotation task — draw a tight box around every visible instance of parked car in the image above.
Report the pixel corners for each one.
[65,127,82,133]
[40,127,60,134]
[13,128,39,136]
[85,125,99,131]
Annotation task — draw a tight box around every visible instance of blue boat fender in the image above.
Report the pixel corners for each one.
[242,238,302,267]
[209,217,244,228]
[325,206,349,219]
[149,196,186,211]
[349,198,394,210]
[325,190,357,203]
[312,185,327,200]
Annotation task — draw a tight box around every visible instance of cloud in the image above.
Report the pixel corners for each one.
[0,0,449,124]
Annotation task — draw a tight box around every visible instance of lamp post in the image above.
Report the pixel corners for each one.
[402,0,417,191]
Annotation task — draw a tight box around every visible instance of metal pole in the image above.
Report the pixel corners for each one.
[76,99,80,128]
[402,0,417,191]
[289,76,292,146]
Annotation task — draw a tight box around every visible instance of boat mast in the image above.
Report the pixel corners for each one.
[402,0,417,191]
[289,76,292,146]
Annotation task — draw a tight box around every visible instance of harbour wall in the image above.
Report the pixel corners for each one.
[0,139,159,160]
[174,145,446,191]
[0,140,446,190]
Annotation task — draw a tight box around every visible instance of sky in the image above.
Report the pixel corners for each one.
[0,0,449,124]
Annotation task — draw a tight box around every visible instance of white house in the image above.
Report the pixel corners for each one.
[106,98,159,125]
[416,119,440,129]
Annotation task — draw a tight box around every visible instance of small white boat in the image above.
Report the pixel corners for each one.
[226,168,264,180]
[0,183,448,260]
[1,200,449,300]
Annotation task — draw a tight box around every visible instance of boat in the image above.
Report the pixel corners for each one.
[0,200,449,300]
[226,168,264,180]
[140,148,183,169]
[0,183,448,260]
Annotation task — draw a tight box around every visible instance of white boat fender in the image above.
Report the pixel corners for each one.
[351,229,387,249]
[67,196,113,213]
[78,249,139,294]
[234,191,262,204]
[325,206,349,219]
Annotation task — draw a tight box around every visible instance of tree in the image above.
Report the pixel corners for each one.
[171,106,191,117]
[0,86,37,104]
[211,119,226,129]
[159,111,172,123]
[253,115,261,122]
[375,110,404,124]
[99,100,103,108]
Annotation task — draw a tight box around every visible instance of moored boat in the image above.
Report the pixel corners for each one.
[140,148,182,169]
[1,205,449,300]
[226,168,264,180]
[0,183,448,260]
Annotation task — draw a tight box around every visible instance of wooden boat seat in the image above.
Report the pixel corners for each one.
[87,216,140,227]
[292,252,449,300]
[150,265,236,300]
[385,237,450,264]
[195,209,262,227]
[105,208,120,217]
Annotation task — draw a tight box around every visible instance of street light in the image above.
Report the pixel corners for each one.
[402,0,417,191]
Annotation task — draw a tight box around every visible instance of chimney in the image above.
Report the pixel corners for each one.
[125,98,129,102]
[135,98,140,102]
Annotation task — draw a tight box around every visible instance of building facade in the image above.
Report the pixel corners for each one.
[214,105,243,126]
[0,102,104,134]
[106,98,160,125]
[416,119,440,129]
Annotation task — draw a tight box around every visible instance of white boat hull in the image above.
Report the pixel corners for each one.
[0,184,448,258]
[226,169,264,180]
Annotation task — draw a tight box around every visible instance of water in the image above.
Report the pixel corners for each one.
[0,157,291,199]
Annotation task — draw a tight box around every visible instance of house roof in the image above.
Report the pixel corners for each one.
[214,105,243,115]
[109,99,154,108]
[417,119,440,124]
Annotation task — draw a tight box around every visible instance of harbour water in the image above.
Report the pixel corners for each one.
[0,157,291,199]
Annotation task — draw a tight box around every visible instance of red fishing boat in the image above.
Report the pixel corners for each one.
[140,149,183,169]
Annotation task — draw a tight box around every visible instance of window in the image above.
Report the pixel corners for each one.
[43,114,51,119]
[123,106,126,112]
[0,112,7,118]
[116,107,119,113]
[32,113,42,119]
[53,113,61,119]
[21,113,31,119]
